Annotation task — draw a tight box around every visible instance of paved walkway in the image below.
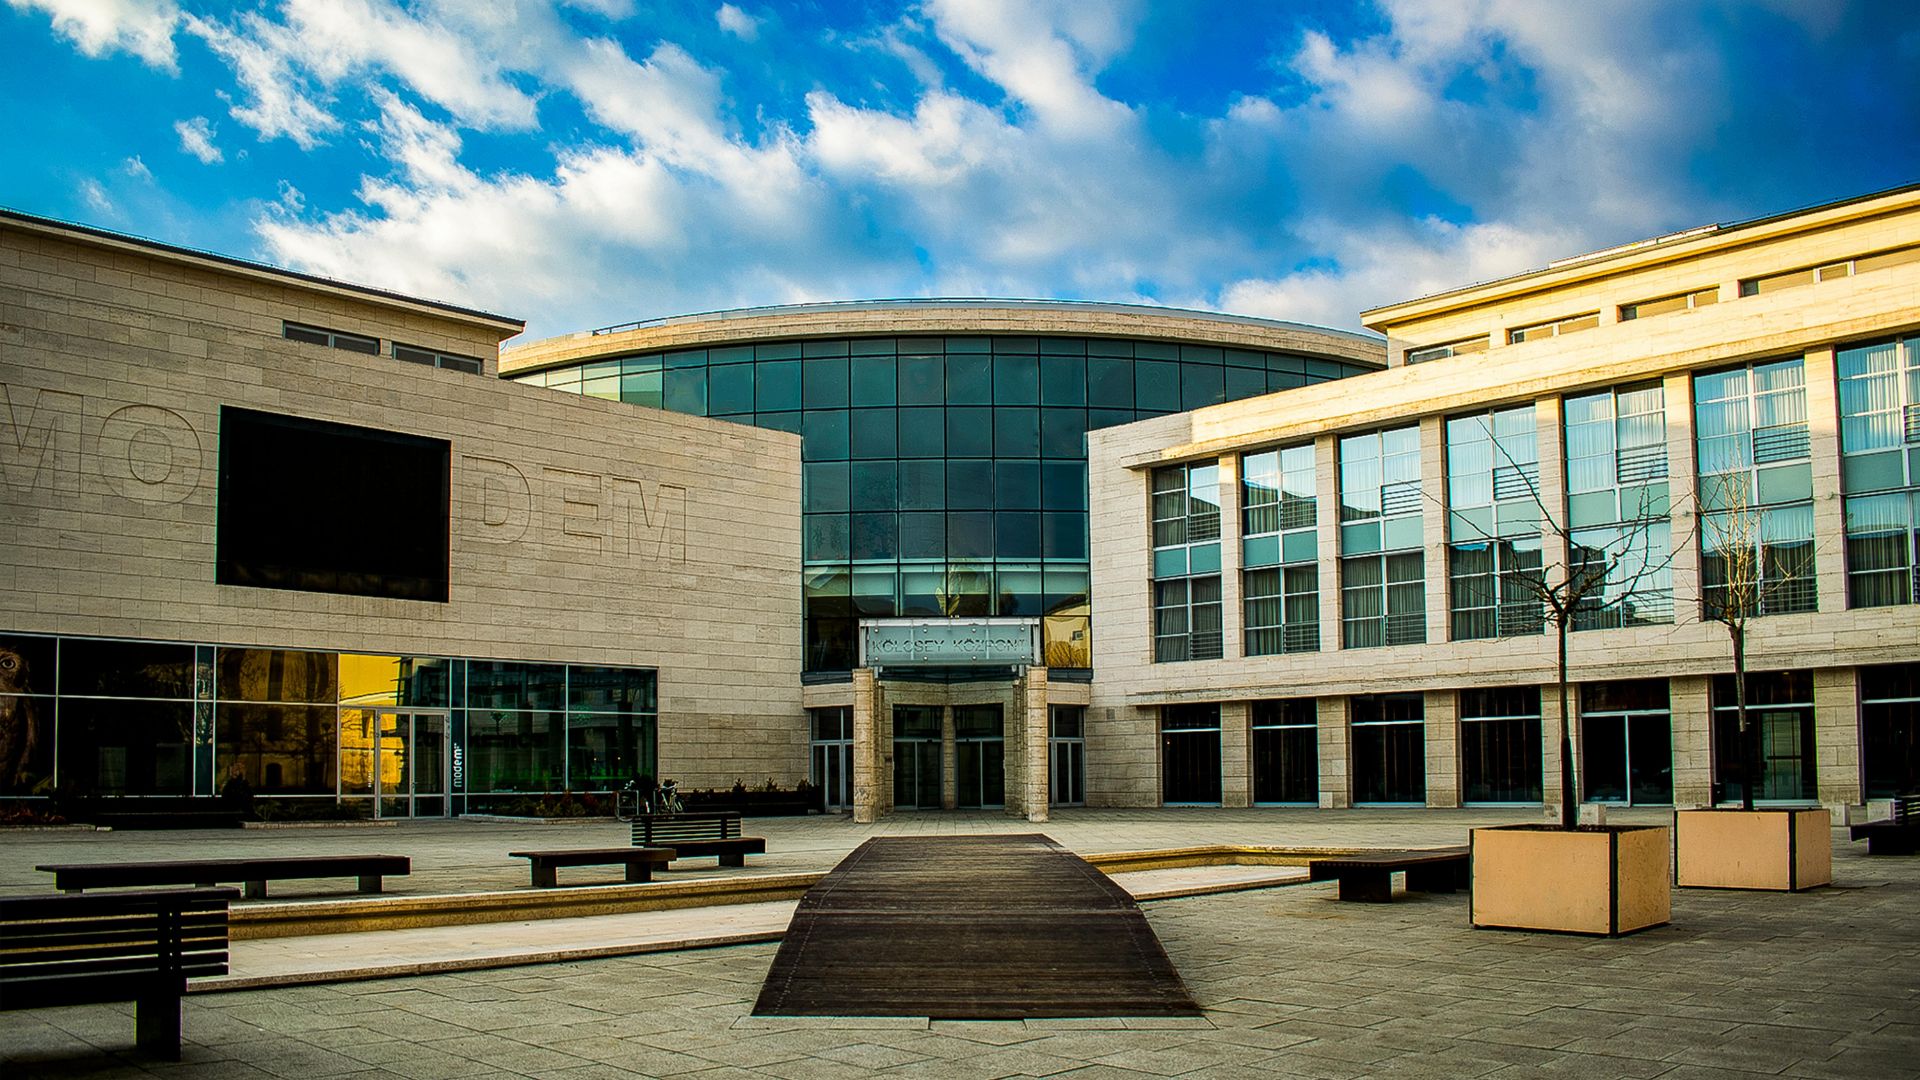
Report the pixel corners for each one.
[5,812,1917,1078]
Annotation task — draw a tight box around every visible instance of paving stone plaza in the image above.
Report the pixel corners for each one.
[3,810,1918,1079]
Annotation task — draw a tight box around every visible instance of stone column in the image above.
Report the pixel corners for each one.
[1541,681,1567,818]
[851,667,880,824]
[1315,434,1342,650]
[1003,687,1025,818]
[1317,696,1350,808]
[1669,675,1714,807]
[941,705,958,810]
[1220,700,1252,808]
[1802,346,1848,612]
[1419,415,1448,643]
[1216,454,1243,659]
[1663,372,1701,622]
[1814,666,1862,811]
[1025,668,1051,823]
[1423,690,1459,808]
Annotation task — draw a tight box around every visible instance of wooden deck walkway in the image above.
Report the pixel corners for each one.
[752,834,1200,1019]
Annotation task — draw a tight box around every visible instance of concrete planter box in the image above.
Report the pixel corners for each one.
[1674,807,1830,891]
[1470,824,1670,936]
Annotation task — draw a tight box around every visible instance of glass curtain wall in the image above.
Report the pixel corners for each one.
[1161,703,1222,804]
[1446,407,1544,640]
[1250,698,1317,804]
[0,633,56,795]
[1459,687,1543,804]
[1579,679,1672,805]
[1564,383,1673,629]
[1339,427,1425,648]
[1861,663,1920,798]
[516,336,1373,673]
[1695,359,1816,617]
[54,637,196,796]
[1151,462,1224,661]
[1350,693,1425,803]
[1241,445,1319,655]
[1710,671,1816,803]
[1837,336,1920,607]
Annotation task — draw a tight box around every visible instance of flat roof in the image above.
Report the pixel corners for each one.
[0,207,525,332]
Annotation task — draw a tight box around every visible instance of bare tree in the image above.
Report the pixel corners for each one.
[1695,474,1818,810]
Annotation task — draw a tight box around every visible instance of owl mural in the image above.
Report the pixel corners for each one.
[0,645,41,791]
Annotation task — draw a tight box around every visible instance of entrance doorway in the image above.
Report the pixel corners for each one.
[1580,680,1672,805]
[1049,705,1085,807]
[374,709,449,818]
[954,705,1004,808]
[809,707,854,811]
[893,705,943,809]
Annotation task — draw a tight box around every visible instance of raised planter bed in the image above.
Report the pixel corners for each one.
[1674,807,1830,891]
[1470,823,1670,937]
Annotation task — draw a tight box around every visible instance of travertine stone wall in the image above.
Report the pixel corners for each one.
[0,222,805,792]
[1814,667,1862,808]
[1423,690,1459,808]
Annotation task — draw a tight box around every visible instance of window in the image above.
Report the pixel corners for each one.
[1251,699,1317,804]
[1619,288,1718,321]
[1161,703,1222,804]
[1580,679,1672,805]
[1242,445,1318,655]
[1695,359,1815,617]
[1710,671,1815,803]
[1838,336,1920,607]
[1350,693,1424,804]
[1460,688,1543,804]
[1507,313,1599,344]
[1861,664,1920,799]
[283,321,377,355]
[1564,383,1673,629]
[1740,245,1920,296]
[1405,335,1491,364]
[393,343,483,374]
[1340,427,1424,648]
[1446,407,1543,639]
[1152,462,1223,662]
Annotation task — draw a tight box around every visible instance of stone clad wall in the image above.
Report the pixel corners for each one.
[0,224,805,790]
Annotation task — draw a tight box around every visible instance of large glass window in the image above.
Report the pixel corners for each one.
[1351,693,1424,804]
[1447,407,1543,640]
[1862,663,1920,798]
[54,638,195,796]
[1695,359,1816,617]
[0,633,55,795]
[1838,336,1920,608]
[1459,687,1542,804]
[1251,698,1317,804]
[1711,671,1816,803]
[1161,703,1222,804]
[1242,445,1318,654]
[1152,461,1223,662]
[1340,427,1425,648]
[1580,679,1671,805]
[1565,383,1674,630]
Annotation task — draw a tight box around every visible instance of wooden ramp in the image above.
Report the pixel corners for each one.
[753,834,1200,1019]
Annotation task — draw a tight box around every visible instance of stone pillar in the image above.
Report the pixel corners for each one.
[1669,675,1714,808]
[1317,696,1350,808]
[1419,415,1448,643]
[1025,668,1051,823]
[852,667,881,824]
[1003,689,1026,818]
[1423,690,1459,808]
[1541,680,1568,817]
[1216,454,1243,659]
[1663,372,1701,622]
[1220,700,1252,808]
[1315,434,1342,649]
[941,705,958,810]
[1814,666,1862,811]
[1802,346,1848,612]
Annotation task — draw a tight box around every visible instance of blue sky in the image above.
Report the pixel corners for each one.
[5,1,1918,340]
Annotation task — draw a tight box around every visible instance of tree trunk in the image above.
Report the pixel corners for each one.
[1734,624,1757,811]
[1558,619,1576,830]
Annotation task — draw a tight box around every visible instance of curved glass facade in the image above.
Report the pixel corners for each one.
[513,333,1374,672]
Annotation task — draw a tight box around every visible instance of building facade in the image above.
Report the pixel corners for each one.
[0,211,803,814]
[1088,185,1920,815]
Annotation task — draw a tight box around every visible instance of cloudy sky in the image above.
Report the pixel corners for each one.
[5,0,1918,340]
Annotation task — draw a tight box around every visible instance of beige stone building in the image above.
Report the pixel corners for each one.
[0,210,802,814]
[1089,184,1920,816]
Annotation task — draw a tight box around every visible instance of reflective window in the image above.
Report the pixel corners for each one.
[1565,383,1673,629]
[1696,359,1816,617]
[1838,337,1920,608]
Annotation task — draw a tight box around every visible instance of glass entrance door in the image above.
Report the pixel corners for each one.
[1580,680,1673,806]
[954,705,1004,808]
[809,707,854,811]
[1049,705,1085,807]
[375,710,449,818]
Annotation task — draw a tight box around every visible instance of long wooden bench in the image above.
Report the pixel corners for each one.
[632,812,766,867]
[0,887,236,1059]
[509,846,676,888]
[1850,794,1918,855]
[37,854,411,899]
[1308,847,1471,902]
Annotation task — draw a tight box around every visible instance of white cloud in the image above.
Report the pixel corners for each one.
[122,155,152,180]
[184,11,340,148]
[715,4,758,41]
[174,116,223,163]
[79,178,113,214]
[7,0,178,70]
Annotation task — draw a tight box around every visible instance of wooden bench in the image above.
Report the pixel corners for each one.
[1308,847,1471,902]
[0,887,236,1059]
[509,847,676,888]
[37,854,411,899]
[632,812,767,867]
[1850,794,1919,855]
